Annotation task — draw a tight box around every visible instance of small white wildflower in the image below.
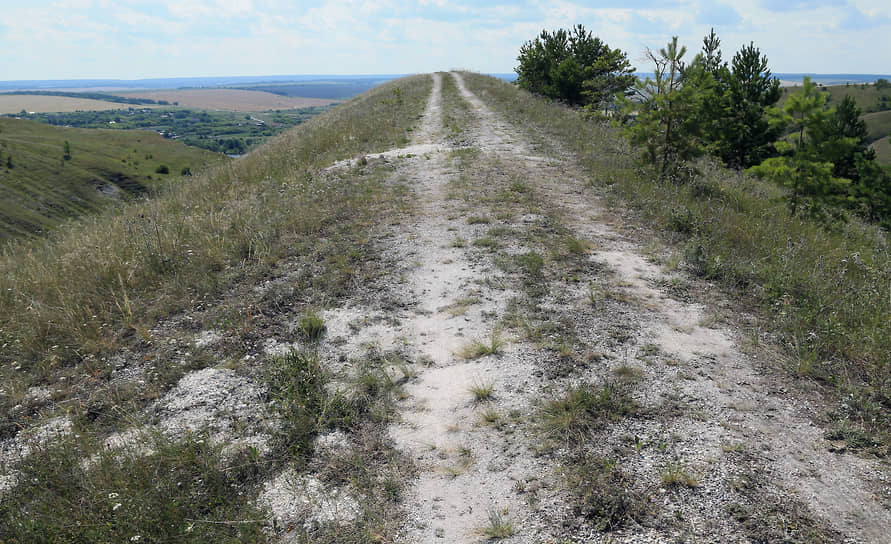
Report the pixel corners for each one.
[113,503,122,511]
[108,493,119,499]
[130,536,141,542]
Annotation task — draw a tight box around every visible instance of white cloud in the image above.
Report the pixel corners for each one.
[164,0,256,19]
[0,0,887,79]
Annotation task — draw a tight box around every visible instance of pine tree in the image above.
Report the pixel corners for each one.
[748,77,852,216]
[682,29,731,157]
[515,25,634,110]
[721,43,782,169]
[812,95,874,181]
[622,37,702,182]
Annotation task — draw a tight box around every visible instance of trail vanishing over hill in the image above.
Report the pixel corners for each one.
[322,72,891,542]
[1,73,888,544]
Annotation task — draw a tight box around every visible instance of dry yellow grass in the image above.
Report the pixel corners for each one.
[0,95,131,114]
[119,89,338,111]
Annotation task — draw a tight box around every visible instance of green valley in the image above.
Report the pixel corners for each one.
[0,117,224,240]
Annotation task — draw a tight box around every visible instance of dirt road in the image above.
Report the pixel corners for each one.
[322,72,890,543]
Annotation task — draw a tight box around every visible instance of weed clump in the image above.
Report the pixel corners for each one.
[566,457,651,532]
[266,350,331,461]
[468,380,495,402]
[661,462,699,488]
[538,383,639,445]
[459,330,504,359]
[480,507,515,539]
[298,311,326,342]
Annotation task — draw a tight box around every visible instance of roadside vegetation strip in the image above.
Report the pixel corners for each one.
[0,75,430,432]
[461,71,890,448]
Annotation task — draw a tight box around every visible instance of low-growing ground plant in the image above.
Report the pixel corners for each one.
[538,383,640,446]
[298,310,326,342]
[459,330,504,359]
[480,507,515,539]
[468,379,496,402]
[265,350,333,461]
[661,461,699,488]
[565,457,651,532]
[0,433,267,544]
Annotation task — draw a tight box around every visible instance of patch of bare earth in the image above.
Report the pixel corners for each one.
[323,72,557,543]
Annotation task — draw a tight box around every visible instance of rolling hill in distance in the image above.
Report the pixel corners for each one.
[0,117,224,240]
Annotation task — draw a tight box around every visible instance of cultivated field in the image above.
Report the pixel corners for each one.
[119,89,338,111]
[0,95,131,114]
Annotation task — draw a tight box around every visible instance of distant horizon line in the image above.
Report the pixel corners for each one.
[1,71,890,83]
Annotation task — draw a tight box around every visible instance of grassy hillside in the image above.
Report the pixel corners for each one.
[0,118,223,239]
[0,73,429,402]
[821,82,891,113]
[862,109,891,143]
[0,74,430,543]
[872,135,891,167]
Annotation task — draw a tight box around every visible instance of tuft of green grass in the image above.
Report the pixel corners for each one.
[564,236,590,255]
[538,383,639,445]
[478,407,501,425]
[468,380,495,402]
[265,350,331,459]
[661,462,699,488]
[480,507,515,539]
[472,236,499,248]
[459,330,504,359]
[612,365,644,380]
[298,310,326,342]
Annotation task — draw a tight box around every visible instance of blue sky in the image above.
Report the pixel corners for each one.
[1,0,888,80]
